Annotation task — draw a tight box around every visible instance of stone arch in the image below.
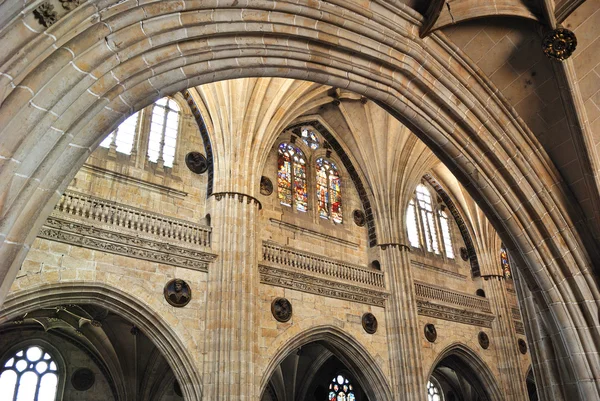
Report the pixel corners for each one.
[0,282,203,401]
[260,325,393,401]
[0,2,598,398]
[426,342,503,401]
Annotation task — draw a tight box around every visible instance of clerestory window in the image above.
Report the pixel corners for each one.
[278,143,308,212]
[0,345,59,401]
[500,243,511,279]
[99,111,139,154]
[148,97,180,168]
[316,158,342,224]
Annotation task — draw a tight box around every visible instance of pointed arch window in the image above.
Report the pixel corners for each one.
[0,345,59,401]
[328,374,355,401]
[439,209,454,259]
[416,184,439,254]
[500,244,511,279]
[148,97,180,168]
[278,143,308,212]
[316,158,343,223]
[99,111,139,154]
[407,199,420,248]
[427,379,442,401]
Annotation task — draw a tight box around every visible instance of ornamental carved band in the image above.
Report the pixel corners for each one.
[542,28,577,61]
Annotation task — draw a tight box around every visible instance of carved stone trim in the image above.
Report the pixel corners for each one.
[416,301,495,328]
[269,218,359,248]
[415,281,492,313]
[411,260,467,279]
[34,2,58,27]
[39,218,216,272]
[514,320,525,335]
[211,192,262,209]
[377,243,411,251]
[511,307,522,320]
[259,265,388,307]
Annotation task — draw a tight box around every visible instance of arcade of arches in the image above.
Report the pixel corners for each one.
[0,0,599,400]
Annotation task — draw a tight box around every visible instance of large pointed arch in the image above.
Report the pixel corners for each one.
[0,282,203,401]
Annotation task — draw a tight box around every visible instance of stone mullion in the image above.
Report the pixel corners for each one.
[380,245,425,401]
[485,277,528,401]
[203,194,258,401]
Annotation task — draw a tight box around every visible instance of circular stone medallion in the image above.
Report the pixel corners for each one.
[353,209,366,227]
[271,297,293,322]
[478,331,490,349]
[460,247,469,261]
[542,28,577,61]
[362,312,378,334]
[260,176,273,196]
[518,338,528,355]
[424,324,437,342]
[164,279,192,307]
[72,368,95,391]
[185,152,208,174]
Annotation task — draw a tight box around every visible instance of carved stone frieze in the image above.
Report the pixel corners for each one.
[39,218,216,272]
[514,320,525,335]
[416,300,495,328]
[212,192,262,208]
[259,265,388,307]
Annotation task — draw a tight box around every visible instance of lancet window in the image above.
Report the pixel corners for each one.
[500,243,511,279]
[278,143,308,212]
[0,345,59,401]
[148,97,180,168]
[327,374,355,401]
[406,182,455,259]
[316,158,343,223]
[99,111,139,154]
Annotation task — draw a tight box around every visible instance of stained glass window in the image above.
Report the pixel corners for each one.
[439,209,454,259]
[427,379,442,401]
[277,143,307,212]
[500,243,511,279]
[148,97,180,168]
[0,345,59,401]
[99,111,139,154]
[407,199,420,248]
[327,374,355,401]
[316,158,342,223]
[301,128,320,150]
[416,185,439,254]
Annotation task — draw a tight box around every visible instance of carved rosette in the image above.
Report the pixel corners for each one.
[33,2,58,28]
[271,298,293,322]
[424,324,437,342]
[362,312,378,334]
[478,331,490,349]
[518,338,528,355]
[542,28,577,61]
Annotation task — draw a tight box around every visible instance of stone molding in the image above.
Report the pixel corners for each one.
[414,281,492,313]
[416,301,495,328]
[211,192,261,209]
[411,260,467,279]
[514,320,525,335]
[259,265,388,307]
[39,217,216,272]
[511,307,522,320]
[55,190,211,247]
[262,241,385,288]
[268,218,359,249]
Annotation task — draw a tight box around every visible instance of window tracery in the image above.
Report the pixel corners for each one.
[301,127,320,150]
[0,345,59,401]
[328,374,355,401]
[316,158,342,223]
[99,111,139,154]
[416,184,440,254]
[427,379,442,401]
[148,97,180,168]
[278,143,308,212]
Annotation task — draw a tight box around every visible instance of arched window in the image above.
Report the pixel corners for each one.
[316,158,342,223]
[328,374,355,401]
[416,184,439,254]
[278,143,308,212]
[439,209,454,259]
[0,345,59,401]
[148,97,180,168]
[427,379,442,401]
[99,111,139,154]
[406,199,420,248]
[500,243,511,279]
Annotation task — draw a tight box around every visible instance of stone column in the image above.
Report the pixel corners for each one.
[379,243,425,401]
[483,275,529,401]
[202,192,260,401]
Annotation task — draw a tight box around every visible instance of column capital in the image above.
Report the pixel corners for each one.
[376,242,411,252]
[211,191,262,209]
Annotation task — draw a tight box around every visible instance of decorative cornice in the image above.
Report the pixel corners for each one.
[411,260,467,280]
[211,192,262,209]
[39,217,216,272]
[269,218,359,248]
[416,300,495,328]
[259,264,388,307]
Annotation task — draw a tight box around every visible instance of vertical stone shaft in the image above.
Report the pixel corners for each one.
[203,194,258,401]
[381,245,425,401]
[485,277,528,401]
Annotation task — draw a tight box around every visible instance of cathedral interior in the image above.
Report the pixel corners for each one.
[0,0,599,400]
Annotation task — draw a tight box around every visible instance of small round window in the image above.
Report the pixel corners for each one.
[328,374,355,401]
